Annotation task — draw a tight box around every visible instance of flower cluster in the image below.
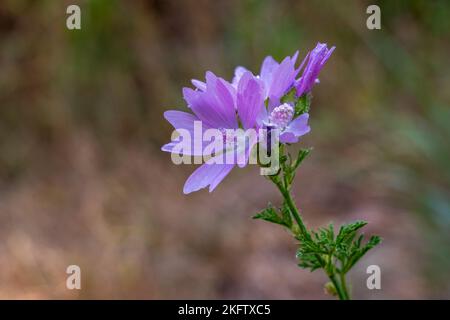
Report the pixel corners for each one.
[162,43,335,194]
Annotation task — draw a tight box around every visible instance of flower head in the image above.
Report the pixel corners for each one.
[263,103,310,144]
[270,103,294,128]
[162,43,334,193]
[295,43,335,97]
[162,71,264,194]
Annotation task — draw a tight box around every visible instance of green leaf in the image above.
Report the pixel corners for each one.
[362,236,382,254]
[252,203,292,228]
[287,148,312,185]
[281,202,293,229]
[340,233,382,273]
[336,220,368,246]
[295,220,381,275]
[292,148,311,171]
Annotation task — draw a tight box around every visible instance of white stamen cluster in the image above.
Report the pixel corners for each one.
[270,103,294,129]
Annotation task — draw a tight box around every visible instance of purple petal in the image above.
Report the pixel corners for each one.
[183,163,234,194]
[285,113,311,137]
[320,46,335,68]
[220,77,237,108]
[260,56,278,82]
[161,139,208,157]
[184,73,238,129]
[291,51,299,65]
[295,51,310,75]
[236,133,258,168]
[205,71,238,128]
[208,163,235,192]
[191,79,206,91]
[268,56,297,103]
[280,132,299,144]
[232,66,249,88]
[162,110,212,156]
[296,43,335,96]
[164,110,204,131]
[237,72,264,129]
[255,106,269,127]
[260,56,279,95]
[182,87,199,109]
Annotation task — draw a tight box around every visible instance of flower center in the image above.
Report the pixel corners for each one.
[219,128,236,146]
[270,103,294,129]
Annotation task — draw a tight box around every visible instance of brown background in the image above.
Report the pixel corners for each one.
[0,0,449,299]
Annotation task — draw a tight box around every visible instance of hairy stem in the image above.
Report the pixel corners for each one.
[329,274,346,300]
[274,180,308,237]
[278,181,350,300]
[339,272,350,300]
[270,147,352,300]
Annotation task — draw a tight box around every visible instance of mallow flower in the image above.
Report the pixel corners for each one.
[261,103,311,144]
[162,71,264,194]
[295,42,335,97]
[162,43,334,193]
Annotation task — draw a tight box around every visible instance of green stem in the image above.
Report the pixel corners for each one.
[270,145,353,300]
[329,274,346,300]
[275,181,308,237]
[339,272,350,300]
[274,177,352,300]
[278,145,308,237]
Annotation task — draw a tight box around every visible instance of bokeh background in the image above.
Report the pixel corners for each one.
[0,0,449,299]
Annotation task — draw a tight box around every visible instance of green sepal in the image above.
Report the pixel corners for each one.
[295,93,312,116]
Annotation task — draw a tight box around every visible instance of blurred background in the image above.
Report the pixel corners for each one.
[0,0,449,299]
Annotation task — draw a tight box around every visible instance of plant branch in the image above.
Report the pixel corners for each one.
[255,144,380,300]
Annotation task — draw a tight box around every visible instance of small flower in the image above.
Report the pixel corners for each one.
[270,103,295,128]
[263,103,310,144]
[295,43,335,97]
[162,43,334,193]
[162,71,264,194]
